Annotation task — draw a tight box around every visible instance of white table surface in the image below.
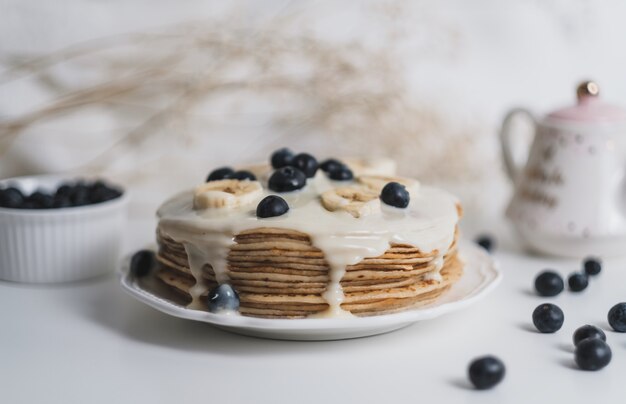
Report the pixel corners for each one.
[1,220,625,404]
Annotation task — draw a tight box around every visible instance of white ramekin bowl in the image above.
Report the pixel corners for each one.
[0,175,129,283]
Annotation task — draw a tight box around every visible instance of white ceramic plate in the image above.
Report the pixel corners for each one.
[119,240,501,340]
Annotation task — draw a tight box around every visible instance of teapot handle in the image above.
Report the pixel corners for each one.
[499,108,536,182]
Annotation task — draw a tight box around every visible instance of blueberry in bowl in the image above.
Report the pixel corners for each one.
[0,175,128,283]
[0,179,123,210]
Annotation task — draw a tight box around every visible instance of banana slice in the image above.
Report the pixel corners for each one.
[194,179,263,210]
[320,186,381,218]
[357,175,420,195]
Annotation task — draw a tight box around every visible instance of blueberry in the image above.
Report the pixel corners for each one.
[270,148,294,169]
[39,194,55,209]
[20,200,37,209]
[568,272,588,292]
[90,180,108,189]
[573,325,606,346]
[70,183,90,206]
[130,249,156,278]
[268,166,307,192]
[575,338,612,371]
[230,170,257,181]
[468,356,505,390]
[327,166,354,181]
[89,185,117,204]
[72,181,89,194]
[29,191,54,209]
[207,284,240,313]
[257,195,289,218]
[55,184,73,197]
[534,270,564,297]
[475,235,494,252]
[319,158,345,173]
[206,167,235,182]
[608,302,626,332]
[53,195,72,208]
[0,187,25,208]
[532,303,564,333]
[292,153,319,178]
[583,257,602,276]
[380,182,410,208]
[108,186,123,198]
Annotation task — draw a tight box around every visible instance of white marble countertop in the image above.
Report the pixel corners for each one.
[1,217,625,404]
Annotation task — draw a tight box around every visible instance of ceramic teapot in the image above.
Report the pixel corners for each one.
[500,81,626,257]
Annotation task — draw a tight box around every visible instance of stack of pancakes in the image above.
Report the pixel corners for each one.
[156,226,462,318]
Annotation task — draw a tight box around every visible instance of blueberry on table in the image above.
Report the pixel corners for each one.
[206,167,235,182]
[257,195,289,218]
[573,325,606,346]
[130,250,156,278]
[532,303,564,333]
[583,257,602,276]
[230,170,257,181]
[608,302,626,332]
[568,272,588,292]
[268,166,307,192]
[575,338,612,371]
[270,148,294,169]
[468,356,505,390]
[534,270,564,297]
[475,235,494,252]
[292,153,319,178]
[0,187,25,208]
[208,284,240,313]
[328,166,354,181]
[380,182,410,208]
[319,158,345,173]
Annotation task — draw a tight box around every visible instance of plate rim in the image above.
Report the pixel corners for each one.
[118,240,501,331]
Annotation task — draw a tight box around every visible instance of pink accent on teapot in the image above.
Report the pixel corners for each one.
[547,95,626,122]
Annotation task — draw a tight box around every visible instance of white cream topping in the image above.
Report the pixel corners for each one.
[157,172,460,318]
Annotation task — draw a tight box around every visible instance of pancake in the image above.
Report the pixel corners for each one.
[156,227,461,318]
[153,164,463,318]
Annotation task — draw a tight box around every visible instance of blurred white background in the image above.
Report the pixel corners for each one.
[2,0,626,244]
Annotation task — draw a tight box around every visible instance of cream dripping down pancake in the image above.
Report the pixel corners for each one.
[155,156,463,318]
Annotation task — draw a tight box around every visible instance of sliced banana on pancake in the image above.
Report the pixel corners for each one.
[193,179,263,210]
[320,186,381,218]
[357,175,420,195]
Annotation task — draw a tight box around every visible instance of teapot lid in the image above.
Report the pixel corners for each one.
[547,81,626,122]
